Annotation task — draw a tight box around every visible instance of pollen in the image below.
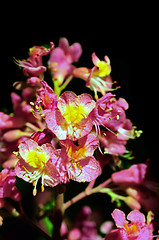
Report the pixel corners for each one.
[68,146,87,160]
[26,150,48,169]
[123,222,139,235]
[96,61,111,77]
[63,104,87,124]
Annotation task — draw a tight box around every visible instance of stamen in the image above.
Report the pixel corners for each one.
[33,180,38,196]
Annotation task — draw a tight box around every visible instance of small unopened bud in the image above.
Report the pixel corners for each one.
[3,130,23,142]
[124,196,141,210]
[3,130,31,142]
[126,188,139,199]
[0,216,3,226]
[68,228,81,240]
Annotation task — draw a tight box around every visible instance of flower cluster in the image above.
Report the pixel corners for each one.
[0,38,157,239]
[105,209,154,239]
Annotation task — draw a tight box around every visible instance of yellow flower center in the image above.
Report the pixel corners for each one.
[68,145,87,160]
[95,61,111,77]
[26,150,49,169]
[63,104,87,124]
[123,222,139,235]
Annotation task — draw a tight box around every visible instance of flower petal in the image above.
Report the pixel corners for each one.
[68,156,100,182]
[127,210,145,225]
[112,209,128,228]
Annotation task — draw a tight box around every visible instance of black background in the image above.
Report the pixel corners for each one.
[1,5,156,163]
[0,3,158,239]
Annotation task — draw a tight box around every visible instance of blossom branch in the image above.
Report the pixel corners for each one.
[64,178,112,211]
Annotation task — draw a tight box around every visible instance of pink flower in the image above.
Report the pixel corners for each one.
[15,139,60,196]
[0,112,24,131]
[111,162,159,214]
[48,38,82,85]
[99,130,127,156]
[89,93,129,135]
[45,91,96,140]
[36,80,58,115]
[15,42,54,78]
[73,52,113,99]
[59,134,101,182]
[105,209,153,240]
[11,92,36,123]
[0,169,21,201]
[111,164,147,186]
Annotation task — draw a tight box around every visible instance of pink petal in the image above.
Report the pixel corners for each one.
[78,134,99,156]
[18,139,38,160]
[45,111,67,140]
[15,159,37,183]
[111,209,128,228]
[57,91,78,112]
[92,52,100,66]
[127,210,145,225]
[70,42,82,62]
[58,38,70,55]
[43,160,61,187]
[105,229,128,240]
[68,156,100,182]
[78,93,96,115]
[135,226,153,240]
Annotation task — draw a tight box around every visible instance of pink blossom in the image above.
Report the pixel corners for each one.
[105,209,153,240]
[112,163,159,214]
[11,92,36,123]
[99,130,127,156]
[30,129,55,146]
[73,52,113,99]
[45,91,96,140]
[36,80,58,115]
[0,112,24,131]
[111,164,147,186]
[15,139,60,196]
[59,134,101,182]
[89,93,128,136]
[48,38,82,85]
[0,169,21,201]
[15,42,54,78]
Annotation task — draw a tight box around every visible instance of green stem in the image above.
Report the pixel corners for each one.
[59,75,73,92]
[53,79,61,97]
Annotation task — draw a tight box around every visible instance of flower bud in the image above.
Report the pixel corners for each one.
[3,130,23,142]
[68,228,81,240]
[126,187,139,199]
[27,76,41,88]
[0,216,3,226]
[124,196,141,210]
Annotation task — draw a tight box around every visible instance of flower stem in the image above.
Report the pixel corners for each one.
[59,75,73,92]
[53,78,61,97]
[64,178,112,211]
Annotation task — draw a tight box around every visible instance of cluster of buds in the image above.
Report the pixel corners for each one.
[0,37,157,239]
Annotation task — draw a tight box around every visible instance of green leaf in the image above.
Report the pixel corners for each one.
[43,216,54,237]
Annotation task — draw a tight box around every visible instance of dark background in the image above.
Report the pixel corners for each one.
[0,3,158,239]
[1,6,156,163]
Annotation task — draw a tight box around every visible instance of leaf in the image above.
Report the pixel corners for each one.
[43,216,54,237]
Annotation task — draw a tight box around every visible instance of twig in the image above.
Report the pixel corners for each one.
[64,178,112,211]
